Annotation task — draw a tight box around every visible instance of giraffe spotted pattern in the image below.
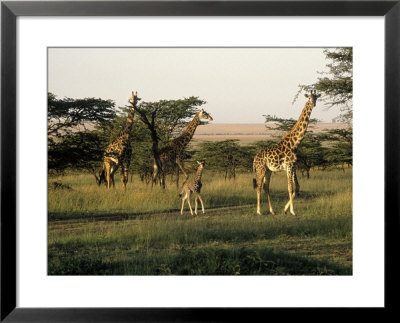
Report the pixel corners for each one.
[253,91,320,216]
[180,161,206,215]
[152,109,213,188]
[101,91,139,191]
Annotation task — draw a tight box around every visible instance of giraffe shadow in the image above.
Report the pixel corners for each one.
[49,244,352,276]
[49,208,203,222]
[206,195,255,208]
[263,189,329,201]
[49,211,159,222]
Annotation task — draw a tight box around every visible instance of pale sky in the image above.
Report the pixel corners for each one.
[48,47,342,123]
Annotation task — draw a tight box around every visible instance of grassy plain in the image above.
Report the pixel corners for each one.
[48,168,352,275]
[192,123,348,145]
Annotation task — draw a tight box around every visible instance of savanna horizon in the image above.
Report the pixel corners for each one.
[192,122,349,144]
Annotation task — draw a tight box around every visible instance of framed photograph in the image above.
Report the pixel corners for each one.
[1,0,398,321]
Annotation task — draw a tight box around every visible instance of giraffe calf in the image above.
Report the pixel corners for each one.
[180,161,206,215]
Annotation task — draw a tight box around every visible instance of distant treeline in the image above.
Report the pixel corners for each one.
[48,93,351,185]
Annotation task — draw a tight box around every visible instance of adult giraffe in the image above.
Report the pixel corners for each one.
[101,91,139,191]
[253,90,320,215]
[152,108,213,188]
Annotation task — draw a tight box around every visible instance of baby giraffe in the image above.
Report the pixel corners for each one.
[180,161,206,215]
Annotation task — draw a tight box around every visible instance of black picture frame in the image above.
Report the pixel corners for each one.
[1,1,399,321]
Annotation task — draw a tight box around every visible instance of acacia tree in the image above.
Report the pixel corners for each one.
[48,93,117,181]
[320,128,353,170]
[293,48,353,175]
[194,140,252,180]
[48,131,107,179]
[294,48,353,122]
[296,135,327,178]
[129,97,206,187]
[263,114,319,133]
[128,121,154,184]
[48,93,116,139]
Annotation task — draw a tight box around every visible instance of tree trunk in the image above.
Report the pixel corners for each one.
[150,130,165,189]
[134,107,165,189]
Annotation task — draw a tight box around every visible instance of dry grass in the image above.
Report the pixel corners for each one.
[48,167,352,275]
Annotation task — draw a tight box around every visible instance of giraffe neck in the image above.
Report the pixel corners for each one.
[194,166,204,182]
[119,107,135,139]
[104,105,136,159]
[282,100,314,150]
[175,112,201,147]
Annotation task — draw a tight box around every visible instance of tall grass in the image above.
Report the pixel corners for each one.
[48,168,352,275]
[48,168,351,218]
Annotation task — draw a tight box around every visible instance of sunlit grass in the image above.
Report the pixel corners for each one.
[48,168,351,217]
[48,168,352,275]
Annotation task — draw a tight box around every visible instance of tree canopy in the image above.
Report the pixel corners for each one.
[263,114,319,132]
[128,97,206,187]
[294,48,353,122]
[48,93,117,177]
[193,140,253,180]
[48,92,208,187]
[48,92,116,139]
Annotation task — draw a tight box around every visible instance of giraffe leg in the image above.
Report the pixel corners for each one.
[197,194,205,214]
[176,159,189,184]
[293,166,300,195]
[151,162,158,188]
[124,164,129,190]
[181,193,187,215]
[97,169,106,186]
[255,167,266,215]
[105,162,112,189]
[120,167,124,190]
[155,164,166,189]
[160,171,166,189]
[110,164,118,189]
[186,191,193,215]
[194,194,198,215]
[284,166,296,216]
[263,169,275,215]
[284,189,296,212]
[121,165,129,191]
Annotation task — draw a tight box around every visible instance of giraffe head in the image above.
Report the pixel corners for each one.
[198,109,213,121]
[196,160,206,168]
[304,90,321,107]
[128,91,139,107]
